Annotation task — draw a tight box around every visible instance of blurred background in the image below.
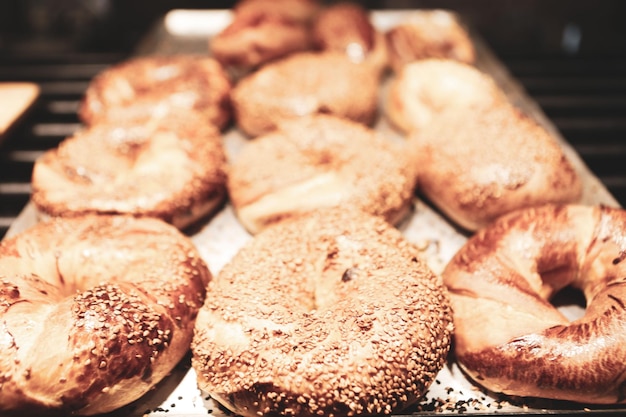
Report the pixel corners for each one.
[0,0,625,238]
[1,0,625,55]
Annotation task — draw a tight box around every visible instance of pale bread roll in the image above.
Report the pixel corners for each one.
[411,103,582,231]
[386,59,506,135]
[231,51,380,137]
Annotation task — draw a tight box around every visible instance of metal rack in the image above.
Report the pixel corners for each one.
[0,52,126,237]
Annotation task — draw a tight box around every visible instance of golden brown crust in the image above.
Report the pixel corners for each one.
[211,0,320,69]
[385,10,475,73]
[234,0,321,24]
[411,103,582,231]
[78,55,232,130]
[192,208,453,417]
[312,2,388,75]
[443,204,626,404]
[31,112,227,230]
[386,59,506,135]
[0,215,210,415]
[231,51,380,137]
[211,9,313,69]
[227,115,417,233]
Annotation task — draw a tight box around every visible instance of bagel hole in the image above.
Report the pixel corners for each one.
[551,286,586,322]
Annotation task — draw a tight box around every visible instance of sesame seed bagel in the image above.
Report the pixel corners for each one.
[443,204,626,404]
[192,208,453,417]
[227,114,417,234]
[31,112,227,230]
[0,215,210,415]
[78,55,232,130]
[231,51,380,137]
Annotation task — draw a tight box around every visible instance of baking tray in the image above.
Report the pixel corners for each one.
[6,8,626,417]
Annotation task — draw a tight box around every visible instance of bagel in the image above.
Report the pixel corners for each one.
[234,0,321,24]
[386,59,506,135]
[210,9,312,70]
[231,51,379,137]
[78,55,232,130]
[443,204,626,404]
[312,2,388,75]
[31,112,227,230]
[191,208,453,417]
[410,102,582,231]
[0,215,210,415]
[227,114,417,234]
[385,11,475,73]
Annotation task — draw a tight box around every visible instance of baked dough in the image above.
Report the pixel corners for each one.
[79,55,232,130]
[0,215,210,415]
[227,114,417,234]
[211,9,312,69]
[386,59,506,135]
[385,10,475,73]
[443,204,626,404]
[32,112,227,230]
[234,0,320,24]
[312,2,388,75]
[410,103,582,231]
[192,208,453,417]
[231,51,380,137]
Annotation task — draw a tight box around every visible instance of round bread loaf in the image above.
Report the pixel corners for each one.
[231,51,380,137]
[443,204,626,404]
[227,114,417,234]
[31,112,227,230]
[0,215,210,415]
[79,55,232,130]
[192,208,453,417]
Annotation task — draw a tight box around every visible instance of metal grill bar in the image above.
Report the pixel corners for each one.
[503,54,626,207]
[0,52,125,238]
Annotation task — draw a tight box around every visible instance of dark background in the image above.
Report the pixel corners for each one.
[1,0,625,57]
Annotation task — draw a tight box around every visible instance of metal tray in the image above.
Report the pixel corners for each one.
[7,9,626,417]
